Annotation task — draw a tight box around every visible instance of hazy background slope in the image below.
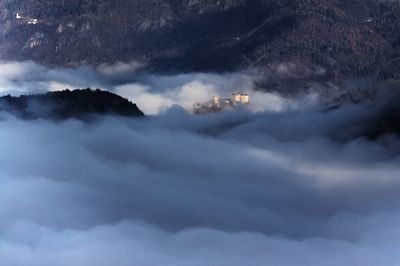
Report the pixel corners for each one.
[0,0,399,85]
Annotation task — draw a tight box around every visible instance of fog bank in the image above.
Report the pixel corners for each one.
[0,61,399,265]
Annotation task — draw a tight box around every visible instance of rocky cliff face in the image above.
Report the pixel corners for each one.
[0,0,399,86]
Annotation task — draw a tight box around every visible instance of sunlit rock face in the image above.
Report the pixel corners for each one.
[0,0,399,84]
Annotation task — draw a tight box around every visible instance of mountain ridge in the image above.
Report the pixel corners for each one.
[0,0,399,89]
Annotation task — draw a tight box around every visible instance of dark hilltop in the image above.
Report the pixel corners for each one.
[0,88,145,120]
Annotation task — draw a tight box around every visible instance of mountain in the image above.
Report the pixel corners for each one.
[0,89,145,119]
[333,89,400,141]
[0,0,400,88]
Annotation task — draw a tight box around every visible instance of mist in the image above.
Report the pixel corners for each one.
[0,61,321,115]
[0,61,399,265]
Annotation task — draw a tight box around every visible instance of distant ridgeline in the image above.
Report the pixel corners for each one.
[0,89,144,120]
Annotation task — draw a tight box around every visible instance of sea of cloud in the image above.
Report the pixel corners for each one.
[0,61,399,265]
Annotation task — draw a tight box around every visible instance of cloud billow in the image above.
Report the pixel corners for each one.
[0,61,399,265]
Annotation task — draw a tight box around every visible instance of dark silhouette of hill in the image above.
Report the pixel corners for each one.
[0,89,144,120]
[358,91,400,140]
[323,88,400,142]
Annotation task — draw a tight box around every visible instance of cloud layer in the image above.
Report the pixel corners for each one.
[0,61,399,265]
[0,61,321,115]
